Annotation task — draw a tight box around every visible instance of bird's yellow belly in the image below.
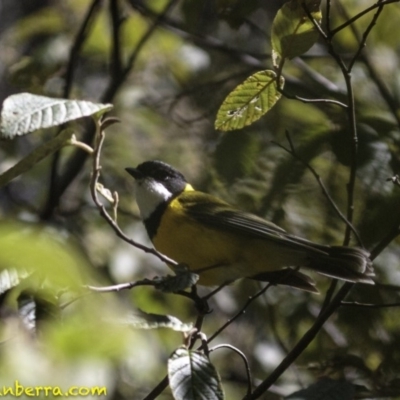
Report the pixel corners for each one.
[152,201,306,286]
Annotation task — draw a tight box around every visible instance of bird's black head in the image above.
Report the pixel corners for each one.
[126,160,187,195]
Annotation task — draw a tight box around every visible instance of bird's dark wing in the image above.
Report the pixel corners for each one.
[178,191,373,284]
[179,191,328,255]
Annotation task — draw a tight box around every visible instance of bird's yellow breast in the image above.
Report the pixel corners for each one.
[152,192,306,286]
[153,196,236,284]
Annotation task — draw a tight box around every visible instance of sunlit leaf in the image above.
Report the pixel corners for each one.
[215,70,284,131]
[168,348,224,400]
[271,0,322,66]
[0,93,112,139]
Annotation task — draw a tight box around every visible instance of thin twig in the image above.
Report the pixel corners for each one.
[281,90,348,108]
[207,284,272,344]
[142,376,169,400]
[247,185,391,400]
[209,344,252,396]
[103,0,180,101]
[109,0,123,77]
[89,119,177,265]
[329,0,399,37]
[86,279,155,293]
[141,283,273,400]
[68,135,94,154]
[348,0,385,71]
[341,301,400,308]
[325,0,332,33]
[335,1,400,128]
[245,281,354,399]
[320,280,338,313]
[304,4,359,246]
[202,282,230,301]
[272,135,364,247]
[42,0,103,220]
[370,222,400,260]
[42,0,177,220]
[125,0,265,67]
[245,5,379,398]
[63,0,103,98]
[267,303,289,354]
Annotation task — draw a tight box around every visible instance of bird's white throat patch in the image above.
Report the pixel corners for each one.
[134,179,173,220]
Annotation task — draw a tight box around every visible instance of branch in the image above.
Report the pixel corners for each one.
[86,279,156,293]
[245,281,354,399]
[348,0,385,71]
[341,301,400,308]
[281,90,347,108]
[41,0,103,220]
[245,213,392,400]
[109,0,123,77]
[329,0,400,37]
[103,0,180,101]
[370,218,400,260]
[335,1,400,128]
[209,344,252,396]
[303,3,359,246]
[41,0,178,220]
[246,5,383,398]
[142,282,273,400]
[63,0,103,98]
[272,134,364,247]
[89,118,177,266]
[125,0,266,67]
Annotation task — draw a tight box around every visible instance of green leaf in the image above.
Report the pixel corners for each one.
[0,222,87,292]
[215,70,284,131]
[115,310,193,332]
[271,0,322,66]
[0,92,113,139]
[168,348,224,400]
[286,378,355,400]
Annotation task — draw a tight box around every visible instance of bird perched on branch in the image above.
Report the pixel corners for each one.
[126,160,374,292]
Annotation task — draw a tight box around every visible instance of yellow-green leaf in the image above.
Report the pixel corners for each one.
[271,0,322,66]
[215,70,284,131]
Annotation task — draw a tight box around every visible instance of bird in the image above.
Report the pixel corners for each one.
[125,160,374,292]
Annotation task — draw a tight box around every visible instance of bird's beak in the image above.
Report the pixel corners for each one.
[125,167,142,180]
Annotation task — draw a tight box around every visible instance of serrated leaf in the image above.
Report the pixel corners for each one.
[286,378,355,400]
[114,310,193,332]
[0,92,113,139]
[271,0,322,66]
[215,70,284,131]
[168,348,224,400]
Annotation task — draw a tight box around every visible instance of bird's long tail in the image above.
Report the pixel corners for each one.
[308,246,374,284]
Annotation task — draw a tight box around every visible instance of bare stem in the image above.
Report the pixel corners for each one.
[89,118,177,265]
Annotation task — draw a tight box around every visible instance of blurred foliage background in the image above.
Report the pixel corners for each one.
[1,0,400,399]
